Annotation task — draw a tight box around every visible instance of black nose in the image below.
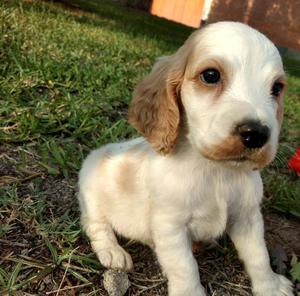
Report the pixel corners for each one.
[236,120,270,149]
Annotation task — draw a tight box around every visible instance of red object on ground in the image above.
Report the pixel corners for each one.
[288,147,300,175]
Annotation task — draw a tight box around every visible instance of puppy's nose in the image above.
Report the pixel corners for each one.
[236,120,270,149]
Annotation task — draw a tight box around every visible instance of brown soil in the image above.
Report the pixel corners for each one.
[0,145,299,295]
[265,212,300,256]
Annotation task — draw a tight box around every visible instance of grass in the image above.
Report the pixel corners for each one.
[0,0,299,295]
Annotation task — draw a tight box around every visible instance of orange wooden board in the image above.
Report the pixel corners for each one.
[151,0,204,28]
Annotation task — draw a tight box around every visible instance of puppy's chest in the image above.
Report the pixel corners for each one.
[187,179,236,241]
[188,200,227,241]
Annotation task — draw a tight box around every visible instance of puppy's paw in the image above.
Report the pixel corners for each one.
[253,274,293,296]
[95,245,133,271]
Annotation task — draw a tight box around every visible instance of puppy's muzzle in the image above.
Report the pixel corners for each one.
[236,120,270,149]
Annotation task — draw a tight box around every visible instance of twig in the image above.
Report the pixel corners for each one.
[224,281,251,289]
[55,248,78,296]
[0,123,18,131]
[0,238,28,248]
[130,275,165,283]
[0,172,43,186]
[45,283,92,295]
[133,281,166,295]
[61,261,100,274]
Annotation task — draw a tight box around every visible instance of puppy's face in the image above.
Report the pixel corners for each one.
[129,22,286,169]
[181,22,286,168]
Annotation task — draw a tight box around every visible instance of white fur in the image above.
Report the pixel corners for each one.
[79,22,293,296]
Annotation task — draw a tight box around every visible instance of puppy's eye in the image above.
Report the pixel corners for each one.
[271,82,284,97]
[200,68,221,84]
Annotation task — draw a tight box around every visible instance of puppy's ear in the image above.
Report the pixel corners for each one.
[128,47,190,154]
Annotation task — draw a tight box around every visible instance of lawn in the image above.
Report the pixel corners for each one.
[0,0,299,295]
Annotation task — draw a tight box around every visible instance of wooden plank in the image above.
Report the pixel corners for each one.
[181,0,204,28]
[173,0,186,23]
[151,0,204,28]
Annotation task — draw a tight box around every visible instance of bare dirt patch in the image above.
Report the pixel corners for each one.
[0,145,299,295]
[265,212,300,256]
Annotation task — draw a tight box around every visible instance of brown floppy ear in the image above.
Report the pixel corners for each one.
[128,52,188,154]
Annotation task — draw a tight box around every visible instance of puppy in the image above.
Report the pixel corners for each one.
[78,22,293,296]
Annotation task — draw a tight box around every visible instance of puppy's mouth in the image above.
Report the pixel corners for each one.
[200,144,273,169]
[224,156,248,162]
[203,153,248,163]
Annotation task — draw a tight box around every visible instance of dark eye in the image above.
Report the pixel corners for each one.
[200,68,221,84]
[271,82,284,97]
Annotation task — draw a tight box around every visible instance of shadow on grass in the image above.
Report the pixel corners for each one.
[60,0,193,42]
[20,0,193,51]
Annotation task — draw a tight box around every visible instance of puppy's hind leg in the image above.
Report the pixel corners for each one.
[78,191,133,271]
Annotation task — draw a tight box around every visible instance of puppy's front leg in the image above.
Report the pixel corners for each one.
[152,209,206,296]
[228,206,293,296]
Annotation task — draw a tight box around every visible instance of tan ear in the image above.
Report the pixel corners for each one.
[128,57,180,154]
[128,52,188,154]
[128,30,200,154]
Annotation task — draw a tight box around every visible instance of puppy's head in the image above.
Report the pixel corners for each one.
[129,22,286,169]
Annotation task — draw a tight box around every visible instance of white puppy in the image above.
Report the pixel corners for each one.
[78,22,293,296]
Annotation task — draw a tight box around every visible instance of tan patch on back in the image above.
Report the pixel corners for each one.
[117,158,139,195]
[116,145,145,195]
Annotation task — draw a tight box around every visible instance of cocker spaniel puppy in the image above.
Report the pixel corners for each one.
[79,22,293,296]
